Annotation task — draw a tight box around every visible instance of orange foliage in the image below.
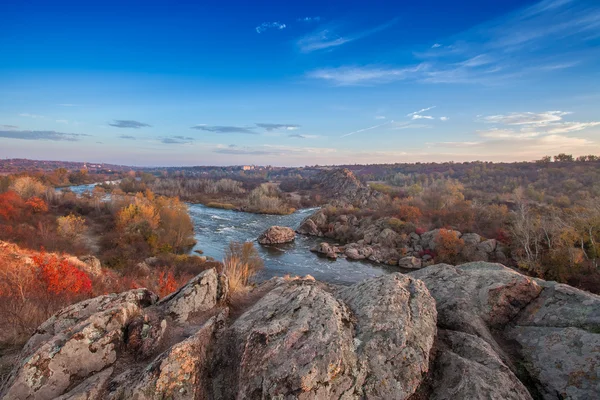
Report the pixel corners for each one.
[396,205,422,223]
[434,229,465,263]
[157,269,178,297]
[26,197,48,213]
[32,253,92,297]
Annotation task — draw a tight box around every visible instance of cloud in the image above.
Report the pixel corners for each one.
[214,144,335,156]
[256,123,300,131]
[307,64,425,86]
[58,103,79,107]
[375,115,386,120]
[427,141,484,148]
[482,111,570,125]
[407,106,436,117]
[432,43,442,48]
[440,116,450,121]
[476,109,600,141]
[191,125,257,134]
[392,122,432,130]
[109,120,151,129]
[288,134,319,139]
[0,124,18,129]
[56,119,69,124]
[161,136,194,144]
[19,113,44,119]
[298,16,320,23]
[256,22,286,33]
[297,19,397,53]
[412,115,434,120]
[0,129,89,141]
[341,120,393,138]
[119,135,136,140]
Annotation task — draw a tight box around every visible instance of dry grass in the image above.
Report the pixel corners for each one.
[223,241,264,294]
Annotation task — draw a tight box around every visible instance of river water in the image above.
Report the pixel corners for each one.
[66,184,395,285]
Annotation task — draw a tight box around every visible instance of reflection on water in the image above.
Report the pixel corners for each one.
[189,204,395,285]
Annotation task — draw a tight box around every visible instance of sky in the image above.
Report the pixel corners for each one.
[1,0,599,166]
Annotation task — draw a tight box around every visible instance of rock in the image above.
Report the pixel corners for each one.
[429,330,532,400]
[158,268,227,322]
[420,229,462,251]
[461,233,482,246]
[125,309,229,400]
[345,247,365,260]
[3,291,153,400]
[258,226,296,244]
[409,262,542,347]
[338,274,437,399]
[77,255,103,276]
[398,256,423,269]
[477,239,497,254]
[367,244,400,265]
[505,281,600,399]
[311,242,338,259]
[297,217,321,236]
[423,254,432,261]
[55,367,114,400]
[375,228,401,247]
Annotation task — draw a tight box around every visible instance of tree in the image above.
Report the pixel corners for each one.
[57,214,87,239]
[554,153,574,162]
[10,176,47,199]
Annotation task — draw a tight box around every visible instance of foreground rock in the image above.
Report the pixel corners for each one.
[2,262,598,400]
[1,270,436,400]
[258,225,296,244]
[409,262,600,400]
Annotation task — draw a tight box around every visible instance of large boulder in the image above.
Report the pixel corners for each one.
[410,262,600,400]
[158,268,228,323]
[3,289,158,400]
[506,281,600,399]
[429,330,532,400]
[258,226,296,244]
[310,241,339,259]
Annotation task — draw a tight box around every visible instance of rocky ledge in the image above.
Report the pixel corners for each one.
[1,263,598,400]
[258,225,296,245]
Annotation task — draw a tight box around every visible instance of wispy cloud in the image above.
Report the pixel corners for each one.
[215,144,335,156]
[109,120,151,129]
[161,136,195,144]
[288,134,319,139]
[0,125,18,130]
[0,129,90,141]
[57,103,79,107]
[297,19,397,53]
[440,116,449,121]
[298,16,320,23]
[476,110,600,140]
[407,106,436,117]
[19,113,44,119]
[308,0,600,86]
[481,111,570,125]
[191,125,257,134]
[340,120,393,138]
[412,115,434,120]
[307,64,424,86]
[56,119,69,124]
[119,135,136,140]
[256,22,286,33]
[256,123,300,131]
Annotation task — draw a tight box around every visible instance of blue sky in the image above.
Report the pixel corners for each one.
[1,0,599,166]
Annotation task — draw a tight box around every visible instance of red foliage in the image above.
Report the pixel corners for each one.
[157,270,178,297]
[415,227,427,235]
[495,228,511,245]
[32,253,92,297]
[0,191,24,221]
[26,197,48,213]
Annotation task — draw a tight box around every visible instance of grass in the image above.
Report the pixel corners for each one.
[206,202,237,210]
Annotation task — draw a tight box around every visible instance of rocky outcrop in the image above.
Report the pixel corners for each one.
[258,225,296,244]
[310,241,340,259]
[1,271,436,400]
[3,263,599,400]
[409,262,600,400]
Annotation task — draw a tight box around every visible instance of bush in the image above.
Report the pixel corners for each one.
[434,229,465,263]
[223,241,264,293]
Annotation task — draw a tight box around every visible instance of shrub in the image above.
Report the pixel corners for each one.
[57,214,87,239]
[434,229,465,264]
[223,241,264,293]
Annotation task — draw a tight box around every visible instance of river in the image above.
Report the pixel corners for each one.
[66,184,395,285]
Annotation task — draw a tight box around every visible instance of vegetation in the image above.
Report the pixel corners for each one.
[223,241,264,293]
